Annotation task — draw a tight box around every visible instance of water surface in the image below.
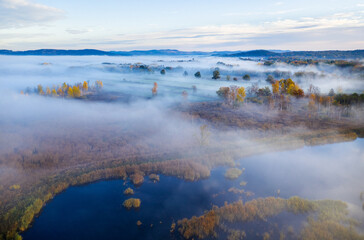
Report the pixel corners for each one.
[23,139,364,239]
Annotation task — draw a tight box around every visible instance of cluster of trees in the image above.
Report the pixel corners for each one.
[149,174,160,182]
[216,86,246,106]
[176,196,359,240]
[122,198,141,209]
[21,80,103,98]
[123,188,134,195]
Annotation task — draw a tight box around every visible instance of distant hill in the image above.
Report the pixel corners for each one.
[0,49,362,59]
[226,50,364,59]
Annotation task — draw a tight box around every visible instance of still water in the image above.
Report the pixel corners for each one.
[23,139,364,239]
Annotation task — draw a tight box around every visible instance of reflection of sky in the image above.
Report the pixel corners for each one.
[239,139,364,223]
[22,139,364,240]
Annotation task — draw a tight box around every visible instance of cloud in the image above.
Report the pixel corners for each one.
[0,0,64,29]
[66,29,92,35]
[100,11,364,50]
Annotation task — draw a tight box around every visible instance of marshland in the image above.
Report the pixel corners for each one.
[0,54,364,240]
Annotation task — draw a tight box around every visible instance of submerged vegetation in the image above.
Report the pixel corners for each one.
[224,168,244,180]
[176,196,363,240]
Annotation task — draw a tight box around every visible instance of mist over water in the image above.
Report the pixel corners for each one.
[21,139,364,240]
[0,55,364,240]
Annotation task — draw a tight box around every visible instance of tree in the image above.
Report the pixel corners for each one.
[243,74,251,80]
[266,75,275,84]
[95,80,103,89]
[257,87,272,97]
[328,88,335,96]
[37,84,44,95]
[212,69,220,79]
[194,71,201,78]
[62,82,68,92]
[57,88,64,96]
[216,87,230,98]
[236,87,246,103]
[272,81,280,95]
[46,87,51,95]
[67,86,74,97]
[82,81,88,91]
[51,89,57,97]
[73,86,81,97]
[152,82,158,96]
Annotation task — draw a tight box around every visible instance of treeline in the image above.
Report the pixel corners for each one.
[21,80,103,98]
[176,196,363,240]
[216,78,364,120]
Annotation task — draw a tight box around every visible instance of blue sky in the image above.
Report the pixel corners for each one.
[0,0,363,50]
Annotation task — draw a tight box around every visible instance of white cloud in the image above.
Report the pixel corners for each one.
[89,12,363,50]
[0,0,64,29]
[66,29,92,35]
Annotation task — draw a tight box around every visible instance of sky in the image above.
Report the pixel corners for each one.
[0,0,363,51]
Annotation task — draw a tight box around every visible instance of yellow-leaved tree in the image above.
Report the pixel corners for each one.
[62,82,68,92]
[272,81,279,95]
[82,81,88,91]
[37,84,44,95]
[57,88,64,96]
[51,88,57,96]
[73,86,81,97]
[236,87,246,103]
[46,87,51,95]
[67,86,74,97]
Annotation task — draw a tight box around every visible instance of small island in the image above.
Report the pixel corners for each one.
[224,168,244,180]
[122,198,141,209]
[123,188,134,195]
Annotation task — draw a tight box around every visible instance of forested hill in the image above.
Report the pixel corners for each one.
[0,49,363,59]
[224,49,364,59]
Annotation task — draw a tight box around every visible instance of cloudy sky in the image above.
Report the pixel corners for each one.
[0,0,363,51]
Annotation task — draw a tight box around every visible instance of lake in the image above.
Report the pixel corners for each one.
[22,139,364,239]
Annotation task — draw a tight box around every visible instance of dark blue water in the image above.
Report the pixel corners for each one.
[23,139,364,239]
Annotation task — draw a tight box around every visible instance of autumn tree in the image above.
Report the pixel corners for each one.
[37,84,44,95]
[73,86,81,97]
[272,80,280,96]
[57,88,64,96]
[82,81,88,91]
[45,87,51,95]
[51,89,57,97]
[62,82,68,92]
[152,82,158,96]
[67,86,74,97]
[95,80,103,89]
[236,87,246,103]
